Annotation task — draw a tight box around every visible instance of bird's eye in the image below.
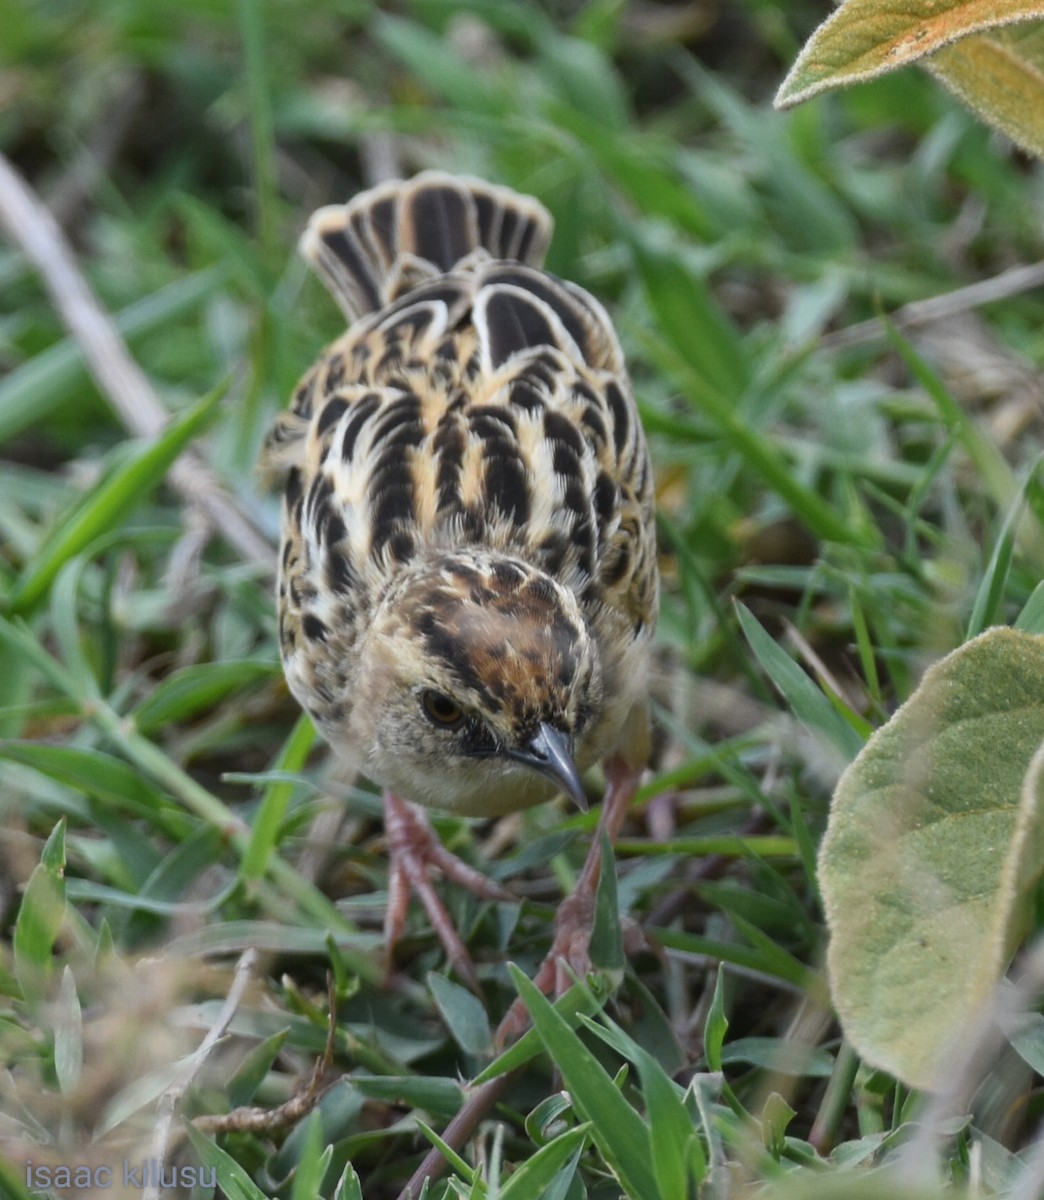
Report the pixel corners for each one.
[421,690,465,729]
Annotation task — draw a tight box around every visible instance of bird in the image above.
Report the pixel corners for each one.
[265,170,658,1001]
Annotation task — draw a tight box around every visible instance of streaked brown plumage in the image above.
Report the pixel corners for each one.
[266,172,658,989]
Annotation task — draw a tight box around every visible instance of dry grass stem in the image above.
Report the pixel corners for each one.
[0,150,275,571]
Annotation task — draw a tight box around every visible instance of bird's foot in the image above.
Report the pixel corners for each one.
[383,791,514,993]
[495,755,641,1044]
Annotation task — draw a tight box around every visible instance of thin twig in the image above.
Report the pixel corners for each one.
[396,1071,518,1200]
[819,260,1044,351]
[192,973,342,1135]
[0,150,275,572]
[143,948,259,1200]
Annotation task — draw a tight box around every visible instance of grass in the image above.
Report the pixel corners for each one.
[2,1,1044,1198]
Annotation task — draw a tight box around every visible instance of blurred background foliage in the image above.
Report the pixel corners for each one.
[1,1,1043,1198]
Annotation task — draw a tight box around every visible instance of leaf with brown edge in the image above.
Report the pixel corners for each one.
[926,23,1044,158]
[777,0,1044,104]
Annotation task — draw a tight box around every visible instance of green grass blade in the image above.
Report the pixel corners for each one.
[333,1162,365,1200]
[585,1014,707,1195]
[290,1113,334,1200]
[13,820,67,1003]
[629,235,749,400]
[642,332,872,548]
[48,557,101,699]
[966,464,1036,638]
[0,742,190,834]
[590,829,624,972]
[498,1125,587,1200]
[428,973,494,1059]
[0,614,86,700]
[509,964,660,1200]
[236,0,279,264]
[736,602,865,762]
[240,713,317,886]
[704,964,728,1073]
[654,927,814,990]
[374,14,510,113]
[0,268,222,445]
[615,835,797,858]
[729,913,820,993]
[53,965,84,1096]
[186,1125,271,1200]
[1016,580,1044,634]
[471,980,609,1085]
[132,659,280,734]
[5,383,224,615]
[550,106,717,239]
[228,1028,290,1109]
[0,741,162,810]
[884,320,1028,517]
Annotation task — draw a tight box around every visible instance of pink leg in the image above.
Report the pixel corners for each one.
[383,792,514,993]
[496,755,640,1042]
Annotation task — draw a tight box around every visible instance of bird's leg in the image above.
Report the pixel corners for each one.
[383,791,514,993]
[496,754,640,1042]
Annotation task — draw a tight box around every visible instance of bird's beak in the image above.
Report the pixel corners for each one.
[508,721,587,811]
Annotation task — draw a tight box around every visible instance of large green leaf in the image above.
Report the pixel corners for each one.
[776,0,1044,100]
[776,1,1044,158]
[820,627,1044,1089]
[926,22,1044,158]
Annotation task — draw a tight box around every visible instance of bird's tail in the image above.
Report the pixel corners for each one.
[300,170,553,323]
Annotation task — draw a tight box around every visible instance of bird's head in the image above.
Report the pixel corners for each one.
[347,549,602,816]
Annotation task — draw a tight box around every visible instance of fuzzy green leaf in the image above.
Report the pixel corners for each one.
[776,0,1044,102]
[927,23,1044,158]
[776,0,1044,158]
[820,627,1044,1088]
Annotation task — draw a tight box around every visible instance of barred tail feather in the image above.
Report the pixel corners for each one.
[300,171,553,322]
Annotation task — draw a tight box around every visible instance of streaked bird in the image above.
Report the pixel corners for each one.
[266,171,658,997]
